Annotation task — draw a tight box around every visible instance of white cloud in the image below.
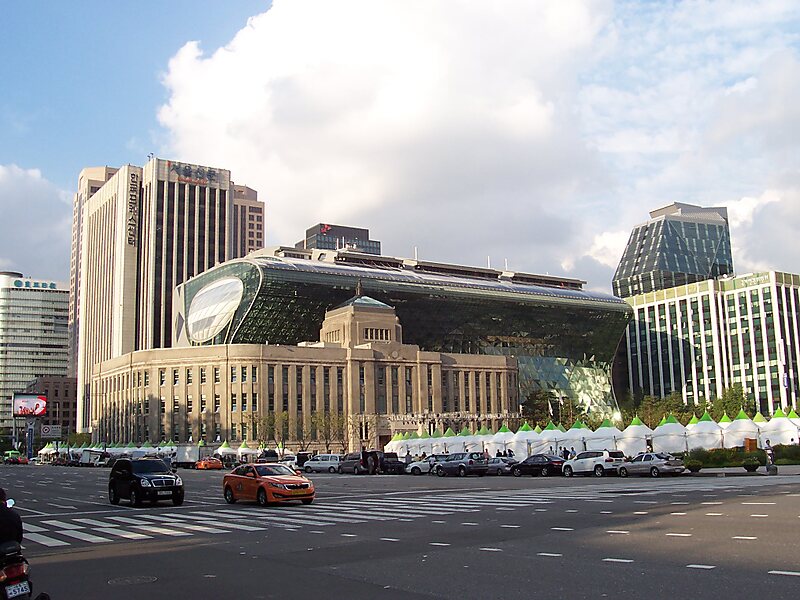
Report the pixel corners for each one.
[0,164,71,281]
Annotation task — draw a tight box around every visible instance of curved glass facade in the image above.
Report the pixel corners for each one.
[176,255,632,416]
[186,277,244,343]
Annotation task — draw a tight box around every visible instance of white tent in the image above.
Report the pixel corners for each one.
[722,412,760,448]
[560,422,591,453]
[509,424,540,457]
[652,417,688,453]
[237,443,259,459]
[585,420,623,451]
[539,424,567,455]
[759,414,800,446]
[686,412,723,450]
[216,441,238,457]
[617,417,652,456]
[485,426,515,455]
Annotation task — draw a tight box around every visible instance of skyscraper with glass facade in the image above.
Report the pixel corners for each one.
[295,224,381,255]
[623,271,800,414]
[613,203,733,298]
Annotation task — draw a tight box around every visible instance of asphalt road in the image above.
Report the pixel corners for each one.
[1,466,798,600]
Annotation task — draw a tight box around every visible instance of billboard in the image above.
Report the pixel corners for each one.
[12,394,47,417]
[40,424,62,439]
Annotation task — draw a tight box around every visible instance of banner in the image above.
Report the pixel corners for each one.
[13,394,47,417]
[40,424,62,439]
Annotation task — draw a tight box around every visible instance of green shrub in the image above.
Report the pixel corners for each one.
[684,459,702,473]
[742,457,760,471]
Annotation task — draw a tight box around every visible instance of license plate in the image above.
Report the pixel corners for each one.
[291,489,307,495]
[6,581,30,598]
[158,491,173,496]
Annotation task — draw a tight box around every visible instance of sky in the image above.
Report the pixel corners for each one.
[1,0,799,292]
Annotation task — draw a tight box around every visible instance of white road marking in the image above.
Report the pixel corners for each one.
[702,502,722,505]
[599,511,613,514]
[500,525,520,529]
[309,531,325,534]
[380,538,399,542]
[42,520,83,530]
[742,502,775,505]
[666,533,692,537]
[94,528,151,540]
[537,553,562,557]
[534,509,548,512]
[107,516,144,525]
[461,522,478,526]
[603,558,634,563]
[732,536,757,540]
[768,570,800,577]
[671,502,689,505]
[175,523,229,534]
[75,518,118,527]
[633,511,648,515]
[551,527,574,531]
[750,514,769,518]
[565,510,578,513]
[607,530,629,535]
[705,513,723,516]
[480,547,502,552]
[429,542,450,546]
[340,533,357,537]
[432,520,446,524]
[131,525,192,537]
[687,564,715,570]
[24,533,69,547]
[22,523,48,533]
[57,530,112,543]
[670,512,687,516]
[47,503,76,510]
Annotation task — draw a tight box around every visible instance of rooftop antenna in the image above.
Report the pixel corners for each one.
[487,256,491,269]
[414,246,418,260]
[504,258,509,271]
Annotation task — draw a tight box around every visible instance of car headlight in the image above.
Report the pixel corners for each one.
[269,482,288,490]
[139,479,152,487]
[174,476,183,486]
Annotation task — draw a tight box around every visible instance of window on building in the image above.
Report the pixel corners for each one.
[231,424,237,441]
[187,395,194,413]
[186,369,193,384]
[251,366,258,382]
[242,393,248,412]
[241,366,247,382]
[160,397,166,414]
[159,370,166,386]
[214,394,221,413]
[173,369,179,386]
[231,394,237,412]
[200,367,207,384]
[231,367,237,383]
[252,392,258,413]
[173,395,180,413]
[200,394,207,412]
[144,371,149,386]
[241,423,248,441]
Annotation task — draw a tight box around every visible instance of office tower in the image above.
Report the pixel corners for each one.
[24,376,77,437]
[0,272,69,430]
[613,203,733,298]
[68,166,117,377]
[622,272,800,414]
[231,184,265,257]
[295,224,381,255]
[75,158,245,433]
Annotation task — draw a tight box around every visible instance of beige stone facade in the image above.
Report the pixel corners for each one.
[92,297,518,451]
[232,185,264,256]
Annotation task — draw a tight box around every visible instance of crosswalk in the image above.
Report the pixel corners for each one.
[21,475,795,550]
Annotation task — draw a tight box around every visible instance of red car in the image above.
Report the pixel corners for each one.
[195,457,223,470]
[223,463,315,506]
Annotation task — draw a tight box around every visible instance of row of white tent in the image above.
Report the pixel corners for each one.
[37,440,271,459]
[384,409,800,458]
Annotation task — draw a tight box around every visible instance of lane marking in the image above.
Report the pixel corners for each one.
[175,524,229,534]
[750,514,769,518]
[500,525,520,529]
[599,511,613,514]
[551,527,574,531]
[309,531,325,535]
[432,520,446,524]
[742,502,775,505]
[380,538,399,542]
[705,513,723,516]
[22,523,48,533]
[94,528,151,540]
[702,502,722,505]
[429,542,450,547]
[480,547,503,552]
[666,533,692,537]
[607,530,629,535]
[537,553,562,557]
[461,522,478,526]
[768,570,800,577]
[131,525,192,537]
[633,511,648,515]
[670,512,687,516]
[340,533,357,537]
[732,536,757,540]
[42,520,83,530]
[534,509,548,512]
[565,510,578,513]
[687,564,715,570]
[24,533,69,547]
[603,558,634,563]
[75,518,118,527]
[57,530,112,543]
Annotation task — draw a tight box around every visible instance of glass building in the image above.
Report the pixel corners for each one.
[295,224,381,255]
[613,203,733,298]
[173,248,632,417]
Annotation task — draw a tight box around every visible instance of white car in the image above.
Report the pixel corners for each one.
[563,450,627,477]
[404,454,449,475]
[303,453,343,473]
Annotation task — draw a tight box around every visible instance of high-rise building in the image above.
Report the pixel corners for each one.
[622,272,800,414]
[74,157,254,433]
[0,272,69,430]
[24,376,77,438]
[68,166,117,377]
[295,224,381,255]
[613,203,733,298]
[231,184,265,256]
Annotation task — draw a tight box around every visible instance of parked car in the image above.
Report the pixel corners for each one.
[487,457,518,475]
[223,463,315,506]
[109,458,184,506]
[338,452,367,474]
[195,457,224,470]
[380,452,406,474]
[304,454,344,473]
[618,452,685,478]
[563,450,627,477]
[435,452,488,477]
[405,454,449,475]
[509,454,564,477]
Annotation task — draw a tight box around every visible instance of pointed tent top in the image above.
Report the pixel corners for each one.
[443,427,456,437]
[753,411,767,422]
[408,432,420,439]
[239,441,250,449]
[569,419,586,430]
[419,431,431,439]
[126,442,137,448]
[718,412,732,423]
[390,433,402,442]
[518,422,533,432]
[735,408,750,420]
[497,424,511,433]
[665,414,679,424]
[399,432,409,440]
[141,441,153,448]
[688,415,699,424]
[219,440,231,448]
[629,416,644,426]
[788,409,800,419]
[598,418,614,428]
[534,425,542,433]
[772,408,787,418]
[198,440,206,447]
[431,429,443,438]
[458,427,472,436]
[477,425,492,435]
[557,424,567,432]
[543,421,557,431]
[657,416,667,427]
[699,410,714,422]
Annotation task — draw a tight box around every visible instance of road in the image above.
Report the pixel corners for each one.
[1,466,798,599]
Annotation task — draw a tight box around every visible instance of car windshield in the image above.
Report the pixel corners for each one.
[608,451,625,458]
[255,464,296,477]
[132,459,170,474]
[655,453,673,460]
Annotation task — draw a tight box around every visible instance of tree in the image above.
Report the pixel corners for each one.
[330,413,348,453]
[68,432,91,447]
[519,389,553,427]
[295,417,314,453]
[709,384,753,420]
[313,412,340,453]
[259,411,290,453]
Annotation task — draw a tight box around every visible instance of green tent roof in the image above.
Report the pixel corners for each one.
[477,425,491,435]
[419,431,431,439]
[534,425,542,433]
[753,412,767,423]
[788,409,799,419]
[408,432,420,439]
[402,432,411,440]
[698,410,714,422]
[126,442,137,448]
[657,416,667,426]
[431,429,443,438]
[543,421,557,431]
[772,408,787,418]
[459,427,472,436]
[734,409,750,420]
[518,422,533,432]
[664,414,679,424]
[557,424,566,432]
[239,441,250,449]
[719,412,732,423]
[497,424,511,433]
[390,433,402,442]
[198,440,206,447]
[629,416,644,426]
[688,415,699,425]
[141,441,153,448]
[218,440,231,448]
[569,419,587,430]
[443,427,456,437]
[598,418,614,428]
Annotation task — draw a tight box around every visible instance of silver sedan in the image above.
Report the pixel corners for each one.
[618,452,685,477]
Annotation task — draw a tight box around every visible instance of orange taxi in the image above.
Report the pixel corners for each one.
[195,457,223,470]
[223,463,315,506]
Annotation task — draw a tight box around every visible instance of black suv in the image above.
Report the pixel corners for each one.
[109,458,185,507]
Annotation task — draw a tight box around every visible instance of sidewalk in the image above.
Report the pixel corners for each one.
[691,464,800,477]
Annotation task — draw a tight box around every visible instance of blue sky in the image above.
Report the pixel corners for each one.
[1,1,800,289]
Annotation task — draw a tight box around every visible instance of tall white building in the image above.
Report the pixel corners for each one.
[74,158,263,434]
[623,271,800,414]
[0,272,69,429]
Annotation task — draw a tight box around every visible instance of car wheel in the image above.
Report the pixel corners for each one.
[457,466,467,477]
[109,484,120,505]
[328,466,336,473]
[257,488,268,507]
[301,498,313,505]
[436,466,446,477]
[224,486,236,504]
[496,468,503,476]
[172,492,184,506]
[130,488,141,507]
[594,465,605,477]
[512,467,522,477]
[619,467,629,478]
[411,466,421,476]
[305,466,312,473]
[563,466,573,477]
[650,467,660,478]
[540,467,549,477]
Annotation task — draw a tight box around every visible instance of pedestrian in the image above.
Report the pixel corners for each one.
[507,448,514,458]
[562,447,570,461]
[569,447,576,459]
[367,452,377,475]
[765,439,775,465]
[483,448,490,460]
[496,449,502,457]
[405,450,413,465]
[0,488,22,544]
[549,446,554,455]
[421,452,427,460]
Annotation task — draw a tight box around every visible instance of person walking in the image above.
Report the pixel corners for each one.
[404,450,413,465]
[496,449,502,457]
[569,447,576,459]
[0,488,22,544]
[765,439,775,465]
